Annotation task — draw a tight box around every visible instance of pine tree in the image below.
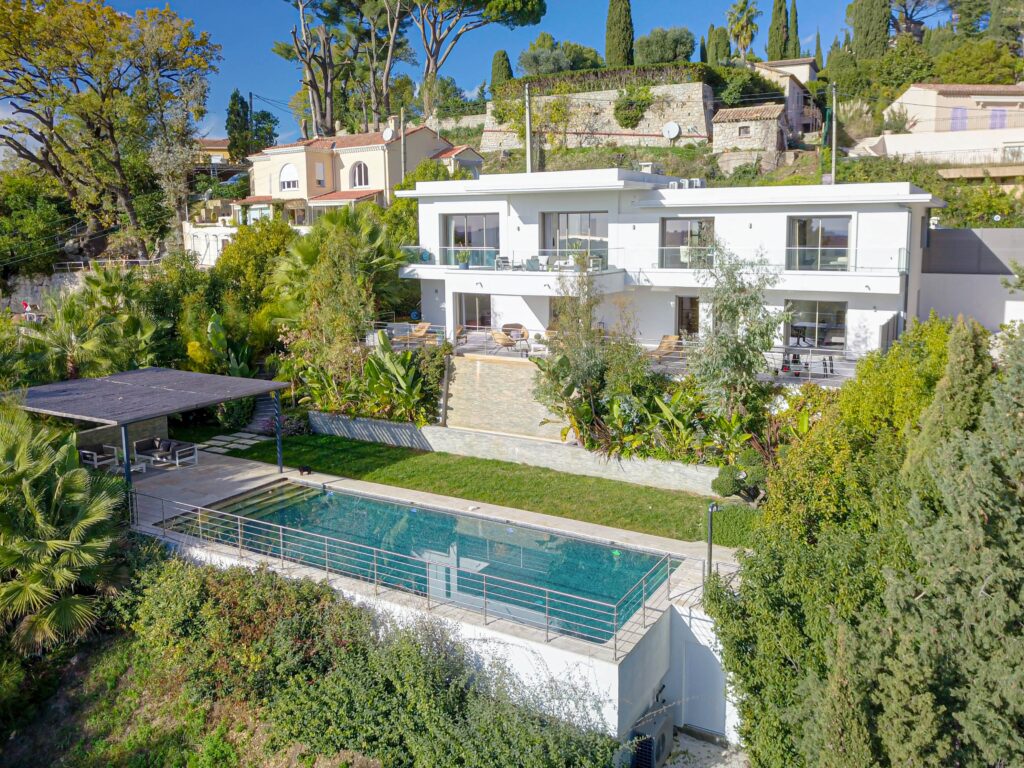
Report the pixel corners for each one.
[605,0,634,67]
[699,35,707,62]
[767,0,789,60]
[850,0,890,59]
[226,89,250,163]
[787,0,801,57]
[814,29,823,68]
[491,50,513,91]
[871,323,1023,765]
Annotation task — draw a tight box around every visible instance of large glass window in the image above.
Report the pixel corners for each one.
[442,213,500,267]
[541,212,608,263]
[787,216,850,271]
[677,296,700,336]
[456,293,491,328]
[786,300,847,349]
[661,218,714,268]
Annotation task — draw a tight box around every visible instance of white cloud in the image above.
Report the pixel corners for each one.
[802,33,816,45]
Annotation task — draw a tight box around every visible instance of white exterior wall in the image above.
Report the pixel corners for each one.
[401,172,938,357]
[917,274,1022,329]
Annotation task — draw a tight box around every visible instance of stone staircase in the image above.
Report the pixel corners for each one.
[445,355,567,441]
[245,394,277,435]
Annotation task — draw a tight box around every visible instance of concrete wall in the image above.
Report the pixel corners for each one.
[852,126,1024,165]
[480,83,713,152]
[308,412,721,496]
[182,222,236,266]
[2,271,87,310]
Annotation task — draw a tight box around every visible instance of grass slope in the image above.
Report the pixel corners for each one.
[229,434,756,548]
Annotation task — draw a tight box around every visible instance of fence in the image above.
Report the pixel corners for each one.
[132,488,733,659]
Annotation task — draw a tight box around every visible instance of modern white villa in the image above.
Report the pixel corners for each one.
[397,168,943,367]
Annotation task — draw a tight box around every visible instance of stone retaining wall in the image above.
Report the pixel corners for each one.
[309,411,720,496]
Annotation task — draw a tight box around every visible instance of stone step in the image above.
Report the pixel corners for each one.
[445,356,566,441]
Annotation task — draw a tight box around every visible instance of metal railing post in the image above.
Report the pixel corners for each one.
[545,592,550,642]
[279,527,285,566]
[642,577,647,628]
[613,605,618,659]
[237,517,243,559]
[197,511,203,542]
[483,575,488,624]
[324,538,330,575]
[667,558,672,601]
[373,550,379,595]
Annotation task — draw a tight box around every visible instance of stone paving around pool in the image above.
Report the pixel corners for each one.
[195,432,273,453]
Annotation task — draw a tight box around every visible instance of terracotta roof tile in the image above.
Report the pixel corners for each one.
[252,125,438,156]
[198,137,229,149]
[232,195,274,204]
[430,144,479,160]
[308,189,382,203]
[713,104,786,123]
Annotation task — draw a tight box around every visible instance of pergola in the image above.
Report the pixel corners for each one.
[16,368,290,486]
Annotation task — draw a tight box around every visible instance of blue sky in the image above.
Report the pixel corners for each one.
[109,0,884,143]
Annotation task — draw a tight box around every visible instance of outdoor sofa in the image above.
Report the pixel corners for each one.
[133,437,199,467]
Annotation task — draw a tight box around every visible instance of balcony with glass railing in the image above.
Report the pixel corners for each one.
[401,246,615,273]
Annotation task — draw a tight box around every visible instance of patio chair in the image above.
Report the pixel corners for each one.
[645,335,681,361]
[501,323,527,340]
[489,330,520,355]
[392,322,432,345]
[79,445,117,469]
[494,256,512,270]
[454,325,468,346]
[133,437,199,467]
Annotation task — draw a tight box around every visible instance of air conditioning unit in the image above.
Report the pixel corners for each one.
[689,178,707,189]
[630,710,675,768]
[668,181,680,190]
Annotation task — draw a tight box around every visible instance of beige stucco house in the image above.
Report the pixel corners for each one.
[196,137,231,164]
[232,119,475,226]
[886,83,1024,133]
[754,58,822,138]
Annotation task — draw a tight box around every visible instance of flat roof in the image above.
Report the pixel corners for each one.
[15,368,288,426]
[636,181,946,209]
[395,168,685,198]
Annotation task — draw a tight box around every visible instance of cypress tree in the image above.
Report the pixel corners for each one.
[699,35,707,63]
[716,26,733,62]
[491,50,513,91]
[767,0,789,60]
[869,322,1023,765]
[815,29,823,68]
[843,29,851,49]
[605,0,635,67]
[226,88,251,163]
[850,0,890,59]
[787,0,801,57]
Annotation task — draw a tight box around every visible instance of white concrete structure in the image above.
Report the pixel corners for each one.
[398,169,943,359]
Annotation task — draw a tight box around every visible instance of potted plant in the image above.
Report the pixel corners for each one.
[456,251,470,270]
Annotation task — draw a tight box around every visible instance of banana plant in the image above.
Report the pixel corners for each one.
[704,411,754,465]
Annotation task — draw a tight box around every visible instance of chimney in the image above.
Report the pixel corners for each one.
[387,115,399,132]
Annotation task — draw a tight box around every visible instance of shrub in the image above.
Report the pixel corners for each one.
[613,85,654,129]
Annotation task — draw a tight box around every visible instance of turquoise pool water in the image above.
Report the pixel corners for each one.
[187,481,669,644]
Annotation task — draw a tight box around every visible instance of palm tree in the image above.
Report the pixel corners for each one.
[21,293,105,381]
[727,0,762,60]
[81,266,143,316]
[0,407,125,653]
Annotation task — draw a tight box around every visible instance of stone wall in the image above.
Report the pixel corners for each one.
[2,271,86,311]
[479,83,714,153]
[430,113,487,132]
[712,119,783,154]
[308,412,721,496]
[716,149,784,175]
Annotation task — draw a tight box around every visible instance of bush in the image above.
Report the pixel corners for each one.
[613,85,654,129]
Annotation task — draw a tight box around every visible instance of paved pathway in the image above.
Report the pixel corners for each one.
[195,432,272,454]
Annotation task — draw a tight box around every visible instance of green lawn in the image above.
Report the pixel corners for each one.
[229,434,757,548]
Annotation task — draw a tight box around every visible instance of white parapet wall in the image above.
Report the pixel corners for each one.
[307,412,722,497]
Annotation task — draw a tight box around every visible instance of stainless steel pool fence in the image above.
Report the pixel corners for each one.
[130,489,737,659]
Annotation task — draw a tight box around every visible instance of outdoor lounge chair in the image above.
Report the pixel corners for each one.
[79,445,118,469]
[489,330,520,355]
[133,437,199,467]
[501,323,527,340]
[392,322,432,345]
[646,335,681,360]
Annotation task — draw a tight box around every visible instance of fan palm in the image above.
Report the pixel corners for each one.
[21,293,106,381]
[727,0,762,59]
[0,407,125,653]
[81,266,143,316]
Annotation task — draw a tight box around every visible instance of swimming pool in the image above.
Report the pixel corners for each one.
[162,480,671,645]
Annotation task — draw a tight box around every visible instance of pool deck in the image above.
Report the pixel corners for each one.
[132,452,739,663]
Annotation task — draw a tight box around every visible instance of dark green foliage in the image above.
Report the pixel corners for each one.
[814,29,822,68]
[131,560,619,767]
[0,169,76,277]
[635,27,696,65]
[699,35,707,63]
[786,0,801,58]
[705,25,734,66]
[876,34,934,96]
[766,0,789,60]
[491,50,513,89]
[604,0,634,67]
[849,0,890,59]
[934,39,1021,84]
[703,317,952,767]
[613,85,654,129]
[518,32,603,76]
[225,89,278,162]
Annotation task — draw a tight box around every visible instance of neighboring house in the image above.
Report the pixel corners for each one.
[183,120,475,264]
[753,59,822,138]
[886,83,1024,133]
[397,168,942,361]
[712,105,786,154]
[196,137,231,164]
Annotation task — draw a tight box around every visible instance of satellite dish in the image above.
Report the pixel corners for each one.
[661,121,681,140]
[382,126,396,142]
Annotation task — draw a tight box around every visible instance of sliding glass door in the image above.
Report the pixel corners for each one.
[442,214,500,267]
[541,211,609,267]
[785,300,847,349]
[787,217,850,271]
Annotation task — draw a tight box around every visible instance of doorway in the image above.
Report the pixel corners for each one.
[456,293,492,329]
[677,296,700,337]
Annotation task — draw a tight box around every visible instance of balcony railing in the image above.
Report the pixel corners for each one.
[402,246,614,273]
[785,246,851,271]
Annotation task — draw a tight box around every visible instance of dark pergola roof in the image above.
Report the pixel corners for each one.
[18,367,288,426]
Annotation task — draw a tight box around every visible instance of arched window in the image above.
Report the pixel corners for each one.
[279,163,299,191]
[350,161,369,188]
